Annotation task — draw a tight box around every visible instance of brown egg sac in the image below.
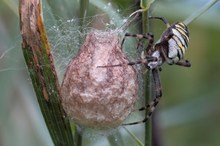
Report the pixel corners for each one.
[61,30,138,129]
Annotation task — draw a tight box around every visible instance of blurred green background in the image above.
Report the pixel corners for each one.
[1,0,220,146]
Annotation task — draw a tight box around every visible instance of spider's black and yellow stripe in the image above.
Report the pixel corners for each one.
[167,22,189,63]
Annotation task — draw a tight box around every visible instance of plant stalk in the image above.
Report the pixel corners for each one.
[140,0,154,146]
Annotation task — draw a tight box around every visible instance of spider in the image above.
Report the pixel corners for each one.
[98,16,191,126]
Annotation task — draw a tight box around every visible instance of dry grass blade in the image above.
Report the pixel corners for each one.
[19,0,75,145]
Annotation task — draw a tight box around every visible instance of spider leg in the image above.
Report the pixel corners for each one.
[97,60,142,68]
[121,33,154,51]
[122,68,162,126]
[175,59,191,67]
[160,47,175,65]
[121,33,143,50]
[153,68,162,98]
[138,68,162,110]
[121,33,129,48]
[145,32,154,54]
[156,33,176,65]
[97,56,157,68]
[149,16,170,28]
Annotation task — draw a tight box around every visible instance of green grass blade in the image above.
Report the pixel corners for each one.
[184,0,220,25]
[19,0,75,145]
[123,127,144,146]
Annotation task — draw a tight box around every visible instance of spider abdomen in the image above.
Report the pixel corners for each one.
[167,22,189,63]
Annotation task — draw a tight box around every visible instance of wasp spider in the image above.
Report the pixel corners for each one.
[99,16,191,126]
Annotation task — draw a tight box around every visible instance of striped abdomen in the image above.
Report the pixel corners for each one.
[163,22,189,63]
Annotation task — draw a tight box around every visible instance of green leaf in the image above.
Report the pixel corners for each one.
[19,0,75,145]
